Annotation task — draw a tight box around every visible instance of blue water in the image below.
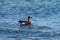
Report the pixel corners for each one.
[0,0,60,40]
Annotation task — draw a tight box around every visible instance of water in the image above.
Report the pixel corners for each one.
[0,0,60,40]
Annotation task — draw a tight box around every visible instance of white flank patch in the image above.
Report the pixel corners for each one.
[22,22,25,24]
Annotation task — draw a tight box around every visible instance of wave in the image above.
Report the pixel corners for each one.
[0,28,26,33]
[0,28,60,38]
[0,0,60,18]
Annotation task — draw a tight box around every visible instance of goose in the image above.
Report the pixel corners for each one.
[18,16,32,25]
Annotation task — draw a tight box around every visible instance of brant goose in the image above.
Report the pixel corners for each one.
[18,16,32,25]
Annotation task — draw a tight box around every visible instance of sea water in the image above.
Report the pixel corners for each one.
[0,0,60,40]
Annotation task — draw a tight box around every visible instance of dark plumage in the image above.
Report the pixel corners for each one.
[18,16,32,25]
